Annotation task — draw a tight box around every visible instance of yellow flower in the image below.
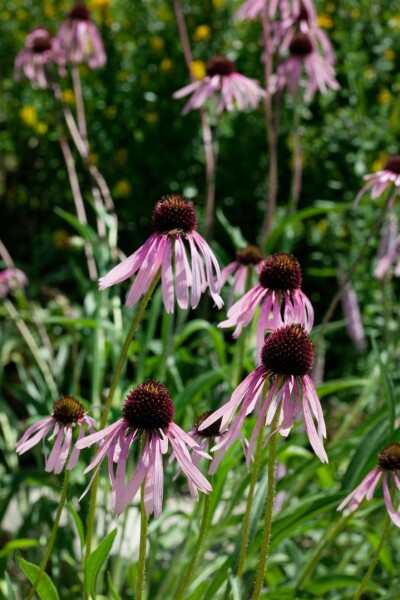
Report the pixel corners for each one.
[160,58,173,72]
[89,0,110,8]
[116,148,128,166]
[385,49,396,61]
[390,15,400,29]
[62,89,75,104]
[19,106,37,127]
[316,14,333,29]
[351,8,360,18]
[105,105,117,119]
[191,60,206,80]
[114,179,132,197]
[16,9,27,21]
[43,5,55,17]
[193,25,211,42]
[150,36,165,51]
[35,122,48,135]
[156,6,172,21]
[378,89,392,104]
[372,153,387,172]
[364,68,375,81]
[212,0,224,7]
[143,112,159,123]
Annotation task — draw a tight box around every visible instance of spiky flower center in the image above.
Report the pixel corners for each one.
[69,3,91,20]
[32,34,52,54]
[236,245,263,266]
[259,252,302,291]
[152,194,197,235]
[289,33,313,57]
[261,324,314,376]
[206,56,236,77]
[194,411,222,438]
[122,380,174,430]
[384,155,400,175]
[53,396,85,424]
[378,443,400,471]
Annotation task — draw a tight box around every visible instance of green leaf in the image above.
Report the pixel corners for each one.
[0,538,40,558]
[316,378,367,398]
[54,207,97,242]
[304,574,382,595]
[17,556,60,600]
[85,528,117,599]
[68,502,85,551]
[107,572,123,600]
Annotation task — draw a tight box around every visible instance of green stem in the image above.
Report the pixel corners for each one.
[236,416,265,578]
[295,513,352,590]
[27,468,70,600]
[136,480,148,600]
[176,489,212,600]
[353,514,391,600]
[251,411,280,600]
[84,270,161,593]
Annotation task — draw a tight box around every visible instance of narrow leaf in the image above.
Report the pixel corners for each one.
[85,528,117,598]
[17,555,60,600]
[68,502,86,550]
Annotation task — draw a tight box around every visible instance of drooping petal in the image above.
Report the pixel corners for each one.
[383,473,400,527]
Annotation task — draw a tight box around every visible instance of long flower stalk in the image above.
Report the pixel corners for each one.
[83,270,161,591]
[353,514,391,600]
[288,92,302,216]
[251,411,280,600]
[260,3,279,244]
[136,436,149,600]
[26,461,71,600]
[175,481,212,600]
[172,0,217,241]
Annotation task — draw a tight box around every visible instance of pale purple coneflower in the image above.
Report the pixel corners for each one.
[338,443,400,527]
[272,0,335,65]
[0,267,28,298]
[355,155,400,205]
[236,0,306,21]
[221,245,264,307]
[219,252,314,356]
[339,277,366,350]
[75,381,212,518]
[200,324,328,465]
[173,56,265,116]
[99,194,223,313]
[57,3,106,69]
[15,396,96,475]
[271,32,339,101]
[14,27,65,89]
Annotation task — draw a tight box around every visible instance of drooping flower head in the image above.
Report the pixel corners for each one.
[173,55,265,115]
[338,443,400,527]
[271,32,339,101]
[236,0,308,21]
[272,0,335,65]
[15,396,96,474]
[57,3,106,69]
[221,244,264,307]
[99,193,223,313]
[219,252,314,354]
[355,155,400,205]
[200,324,327,465]
[0,267,28,298]
[14,27,66,89]
[76,381,212,518]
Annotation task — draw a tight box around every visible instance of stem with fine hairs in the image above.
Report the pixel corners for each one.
[260,4,279,245]
[172,0,217,241]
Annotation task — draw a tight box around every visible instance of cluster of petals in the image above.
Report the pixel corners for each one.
[99,231,223,313]
[57,4,106,69]
[339,278,366,350]
[271,43,339,101]
[355,164,400,205]
[272,1,335,65]
[220,250,263,307]
[219,281,314,357]
[173,64,265,115]
[14,27,65,89]
[338,465,400,527]
[200,350,328,465]
[0,267,28,298]
[236,0,305,21]
[76,419,212,518]
[16,410,96,475]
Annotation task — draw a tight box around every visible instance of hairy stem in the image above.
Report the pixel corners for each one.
[251,411,280,600]
[353,514,391,600]
[136,443,149,600]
